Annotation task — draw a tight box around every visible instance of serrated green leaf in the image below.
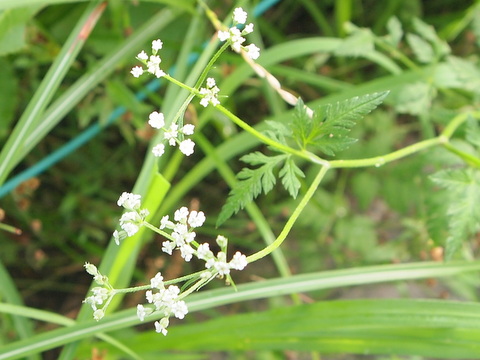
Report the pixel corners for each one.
[385,16,403,47]
[289,98,310,148]
[334,27,375,57]
[439,56,480,95]
[217,153,287,226]
[466,115,480,149]
[308,91,389,156]
[263,120,291,145]
[430,168,480,260]
[279,156,305,198]
[393,82,433,115]
[406,33,434,63]
[412,17,450,57]
[412,17,438,43]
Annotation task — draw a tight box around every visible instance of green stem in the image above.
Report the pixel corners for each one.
[0,223,21,235]
[441,111,479,138]
[374,38,419,70]
[143,222,173,241]
[162,41,231,128]
[247,165,329,263]
[442,143,480,168]
[215,104,329,165]
[330,137,443,168]
[163,74,200,96]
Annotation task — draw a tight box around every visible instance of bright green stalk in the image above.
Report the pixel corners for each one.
[247,165,330,263]
[330,137,443,169]
[215,104,329,165]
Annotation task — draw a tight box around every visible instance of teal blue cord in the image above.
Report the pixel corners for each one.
[0,0,280,198]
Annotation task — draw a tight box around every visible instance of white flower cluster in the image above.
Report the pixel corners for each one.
[160,207,248,275]
[131,39,166,78]
[218,7,260,60]
[148,111,196,157]
[160,206,206,261]
[88,194,248,334]
[199,77,220,107]
[113,192,149,244]
[137,272,188,336]
[82,263,112,321]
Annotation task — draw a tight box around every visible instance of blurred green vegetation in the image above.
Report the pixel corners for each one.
[0,0,480,359]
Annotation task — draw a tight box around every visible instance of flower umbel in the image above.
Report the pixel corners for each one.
[131,39,166,78]
[147,111,196,157]
[218,8,260,60]
[82,263,115,321]
[113,192,149,244]
[159,207,248,277]
[199,77,220,107]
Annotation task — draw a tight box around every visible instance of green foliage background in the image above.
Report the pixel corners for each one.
[0,0,480,359]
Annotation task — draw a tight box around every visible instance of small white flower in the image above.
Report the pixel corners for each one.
[84,262,98,276]
[154,68,166,78]
[197,243,213,260]
[188,210,206,228]
[160,215,174,230]
[152,143,165,157]
[174,207,189,222]
[205,257,216,270]
[206,77,216,88]
[139,209,150,218]
[152,39,163,51]
[199,97,209,108]
[218,30,230,41]
[137,304,152,321]
[229,28,245,52]
[121,222,139,237]
[216,235,228,248]
[148,55,161,65]
[148,111,165,129]
[179,243,194,261]
[162,240,175,255]
[243,23,254,34]
[244,43,260,60]
[113,230,121,245]
[93,309,105,321]
[117,192,141,210]
[179,139,195,156]
[233,7,248,24]
[154,317,169,336]
[150,272,164,289]
[131,66,144,78]
[172,231,186,246]
[164,123,179,146]
[119,211,139,223]
[214,260,230,276]
[230,251,248,270]
[199,80,220,107]
[183,231,196,243]
[181,124,195,135]
[171,300,188,319]
[146,55,165,78]
[166,285,181,299]
[173,223,189,236]
[137,51,148,61]
[89,287,109,305]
